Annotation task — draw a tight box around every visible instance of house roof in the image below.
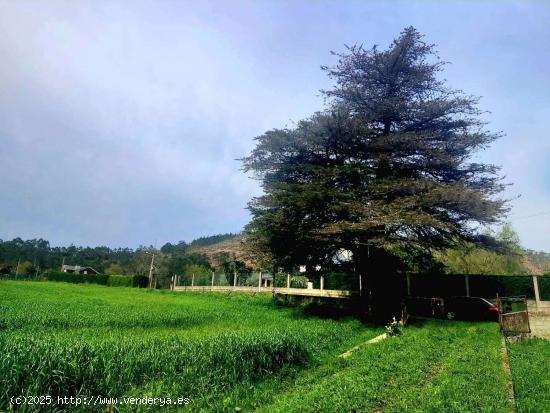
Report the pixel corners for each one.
[61,265,99,273]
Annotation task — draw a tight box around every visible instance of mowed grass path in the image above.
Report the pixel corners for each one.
[0,281,515,412]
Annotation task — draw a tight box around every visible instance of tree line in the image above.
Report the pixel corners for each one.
[0,234,251,282]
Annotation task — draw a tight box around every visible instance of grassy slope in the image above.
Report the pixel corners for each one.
[507,338,550,413]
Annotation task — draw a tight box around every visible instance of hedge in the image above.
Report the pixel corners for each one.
[407,274,550,300]
[43,271,149,288]
[45,271,108,285]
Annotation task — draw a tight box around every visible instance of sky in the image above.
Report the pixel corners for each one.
[0,0,549,251]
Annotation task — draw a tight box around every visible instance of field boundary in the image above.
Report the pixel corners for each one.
[502,336,518,413]
[173,285,357,298]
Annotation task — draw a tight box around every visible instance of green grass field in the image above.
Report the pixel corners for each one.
[508,338,550,413]
[0,280,540,412]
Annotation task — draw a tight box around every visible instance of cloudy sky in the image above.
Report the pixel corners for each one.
[1,0,549,250]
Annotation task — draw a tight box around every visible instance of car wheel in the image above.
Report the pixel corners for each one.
[446,311,455,320]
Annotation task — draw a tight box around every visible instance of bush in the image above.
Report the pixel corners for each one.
[290,275,309,289]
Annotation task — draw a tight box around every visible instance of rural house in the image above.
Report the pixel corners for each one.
[61,265,99,275]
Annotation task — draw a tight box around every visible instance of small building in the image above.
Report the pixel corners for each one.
[261,273,273,287]
[61,265,99,275]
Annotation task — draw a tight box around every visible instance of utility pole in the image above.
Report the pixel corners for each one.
[148,252,155,288]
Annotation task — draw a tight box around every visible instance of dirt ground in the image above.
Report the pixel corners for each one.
[528,300,550,339]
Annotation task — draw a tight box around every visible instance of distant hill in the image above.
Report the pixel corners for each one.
[187,234,251,267]
[188,233,239,249]
[523,250,550,275]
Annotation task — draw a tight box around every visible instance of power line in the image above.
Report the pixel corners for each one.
[509,210,550,221]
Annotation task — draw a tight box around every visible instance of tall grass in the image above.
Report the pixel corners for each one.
[0,281,371,412]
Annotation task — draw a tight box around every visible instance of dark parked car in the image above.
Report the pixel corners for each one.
[405,296,500,321]
[405,296,445,318]
[444,296,500,321]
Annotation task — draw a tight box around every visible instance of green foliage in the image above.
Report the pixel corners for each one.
[17,261,36,275]
[106,275,133,287]
[0,237,135,273]
[290,275,309,288]
[169,253,212,275]
[160,240,187,254]
[213,252,252,286]
[438,225,526,275]
[242,27,507,278]
[104,263,124,275]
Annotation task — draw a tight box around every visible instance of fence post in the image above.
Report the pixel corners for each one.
[191,272,195,287]
[465,275,470,297]
[320,275,324,293]
[211,271,215,288]
[234,270,237,288]
[258,271,262,292]
[287,273,291,291]
[533,276,541,309]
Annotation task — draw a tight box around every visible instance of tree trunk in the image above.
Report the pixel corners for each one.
[354,245,404,324]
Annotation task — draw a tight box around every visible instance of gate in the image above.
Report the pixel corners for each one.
[497,296,531,334]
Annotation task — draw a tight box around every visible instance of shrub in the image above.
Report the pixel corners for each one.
[290,275,309,289]
[385,317,402,337]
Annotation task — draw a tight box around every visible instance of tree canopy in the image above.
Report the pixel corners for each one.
[242,27,509,292]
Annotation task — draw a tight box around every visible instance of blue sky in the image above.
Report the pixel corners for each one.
[0,0,549,251]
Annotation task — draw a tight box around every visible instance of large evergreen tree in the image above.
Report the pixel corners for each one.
[242,28,508,319]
